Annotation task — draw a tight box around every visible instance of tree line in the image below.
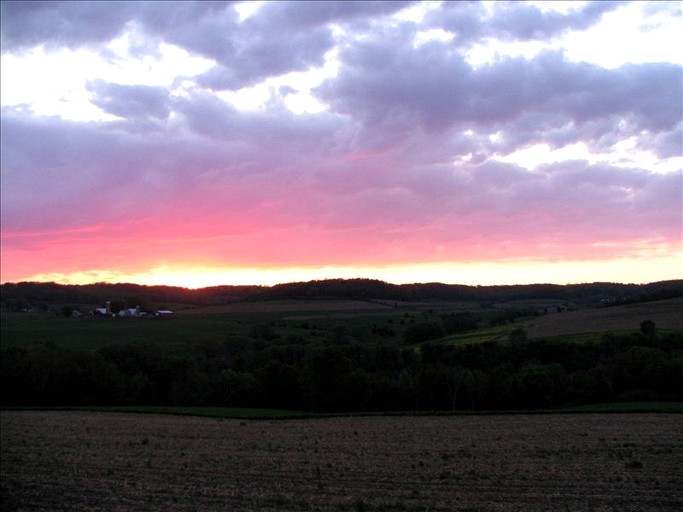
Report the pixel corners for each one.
[2,279,681,313]
[2,321,681,411]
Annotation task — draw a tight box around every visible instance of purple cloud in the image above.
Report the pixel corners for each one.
[87,80,171,121]
[1,1,680,283]
[428,1,626,45]
[317,33,681,156]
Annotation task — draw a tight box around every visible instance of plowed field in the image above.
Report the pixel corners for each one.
[525,298,683,339]
[2,411,681,511]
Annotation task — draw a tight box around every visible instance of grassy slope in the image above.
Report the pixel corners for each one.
[3,401,682,419]
[437,325,512,346]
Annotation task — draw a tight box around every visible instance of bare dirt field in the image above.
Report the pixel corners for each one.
[525,298,683,339]
[2,411,681,511]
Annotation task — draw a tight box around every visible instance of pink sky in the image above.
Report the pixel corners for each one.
[1,1,681,287]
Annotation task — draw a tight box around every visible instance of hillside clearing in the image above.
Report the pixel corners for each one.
[524,298,683,340]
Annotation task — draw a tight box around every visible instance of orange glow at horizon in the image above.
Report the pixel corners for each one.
[6,253,682,289]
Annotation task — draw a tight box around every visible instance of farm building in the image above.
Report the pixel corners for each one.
[118,306,143,318]
[93,301,113,317]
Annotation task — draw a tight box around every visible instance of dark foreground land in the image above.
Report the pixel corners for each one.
[2,411,681,511]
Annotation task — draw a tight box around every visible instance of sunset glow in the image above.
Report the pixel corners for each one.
[20,255,683,290]
[1,1,681,288]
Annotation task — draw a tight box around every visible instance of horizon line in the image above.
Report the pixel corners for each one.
[2,276,681,292]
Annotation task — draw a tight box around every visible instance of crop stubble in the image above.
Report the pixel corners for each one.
[1,411,681,511]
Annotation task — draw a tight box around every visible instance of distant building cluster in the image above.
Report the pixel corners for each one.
[87,301,173,318]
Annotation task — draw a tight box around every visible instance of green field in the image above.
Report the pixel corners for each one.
[2,296,681,413]
[4,297,680,354]
[436,325,512,346]
[1,301,411,352]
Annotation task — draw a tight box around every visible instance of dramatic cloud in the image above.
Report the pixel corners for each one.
[0,0,137,50]
[1,1,681,287]
[429,1,625,43]
[86,80,171,121]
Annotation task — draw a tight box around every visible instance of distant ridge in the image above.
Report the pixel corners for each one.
[1,279,681,310]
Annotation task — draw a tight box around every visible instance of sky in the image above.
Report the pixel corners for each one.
[1,0,682,288]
